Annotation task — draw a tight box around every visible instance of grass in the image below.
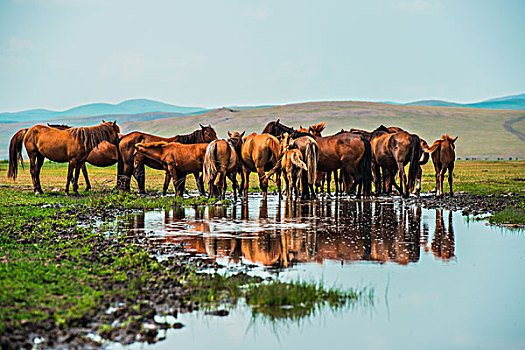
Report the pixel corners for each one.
[489,206,525,225]
[1,159,524,197]
[186,273,373,321]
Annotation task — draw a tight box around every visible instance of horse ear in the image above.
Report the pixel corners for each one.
[240,131,245,138]
[102,119,106,123]
[113,120,117,125]
[453,136,458,143]
[200,123,204,129]
[276,119,280,124]
[228,131,232,137]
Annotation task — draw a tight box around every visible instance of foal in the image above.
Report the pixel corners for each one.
[267,133,307,200]
[423,135,457,197]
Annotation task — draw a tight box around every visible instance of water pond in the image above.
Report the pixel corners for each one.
[110,194,525,350]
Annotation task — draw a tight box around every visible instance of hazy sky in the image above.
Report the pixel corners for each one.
[0,0,524,112]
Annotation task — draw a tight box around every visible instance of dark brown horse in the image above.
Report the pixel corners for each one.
[117,124,217,193]
[236,132,281,200]
[134,141,209,196]
[370,125,421,198]
[8,121,120,195]
[262,120,372,198]
[423,135,457,197]
[203,132,243,199]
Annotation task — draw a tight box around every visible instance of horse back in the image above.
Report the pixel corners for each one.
[25,125,82,162]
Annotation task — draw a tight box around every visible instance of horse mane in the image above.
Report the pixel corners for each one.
[441,134,457,142]
[47,123,72,129]
[173,126,216,144]
[135,141,170,148]
[66,122,119,151]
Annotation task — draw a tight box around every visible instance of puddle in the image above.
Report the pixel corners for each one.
[109,194,525,350]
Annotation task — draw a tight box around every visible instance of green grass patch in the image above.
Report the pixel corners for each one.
[489,206,525,225]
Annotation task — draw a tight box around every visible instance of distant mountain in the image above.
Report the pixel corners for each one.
[399,94,525,110]
[0,99,206,123]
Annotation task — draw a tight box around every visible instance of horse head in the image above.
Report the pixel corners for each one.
[200,124,218,142]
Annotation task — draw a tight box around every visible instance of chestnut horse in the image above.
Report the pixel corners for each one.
[203,132,243,199]
[262,120,372,198]
[117,124,217,193]
[134,141,209,196]
[233,132,281,200]
[370,125,421,198]
[423,135,457,197]
[8,121,120,195]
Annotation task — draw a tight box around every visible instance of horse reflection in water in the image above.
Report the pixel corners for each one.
[431,209,455,261]
[121,199,455,267]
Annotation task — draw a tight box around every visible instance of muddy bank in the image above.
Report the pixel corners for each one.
[405,192,524,217]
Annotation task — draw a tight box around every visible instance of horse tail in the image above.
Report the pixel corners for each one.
[8,128,28,180]
[306,142,318,185]
[358,136,373,196]
[408,134,421,192]
[203,140,218,185]
[423,139,441,153]
[291,152,308,171]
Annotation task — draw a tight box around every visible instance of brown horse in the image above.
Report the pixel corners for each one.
[423,135,457,197]
[234,132,281,200]
[203,132,243,199]
[370,125,421,198]
[262,120,372,198]
[134,141,209,196]
[117,124,217,193]
[8,121,120,195]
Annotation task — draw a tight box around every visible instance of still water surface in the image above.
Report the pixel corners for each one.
[111,194,525,350]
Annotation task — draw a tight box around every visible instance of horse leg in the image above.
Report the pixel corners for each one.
[243,168,250,199]
[168,165,180,196]
[133,162,146,194]
[257,167,268,200]
[397,162,408,198]
[283,169,290,198]
[276,168,282,200]
[73,163,82,196]
[373,163,382,196]
[29,153,44,195]
[414,165,422,197]
[388,169,403,196]
[440,167,447,198]
[229,173,238,201]
[162,170,171,196]
[195,172,205,195]
[65,160,77,196]
[448,164,454,196]
[326,171,332,197]
[81,164,91,191]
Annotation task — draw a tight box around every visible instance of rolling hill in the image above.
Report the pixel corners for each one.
[403,93,525,110]
[1,99,524,160]
[119,101,525,160]
[0,99,206,123]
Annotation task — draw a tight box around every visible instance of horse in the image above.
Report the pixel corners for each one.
[265,133,308,200]
[234,132,281,200]
[263,121,320,199]
[203,132,243,199]
[262,120,372,198]
[133,141,209,196]
[8,121,120,195]
[422,135,457,197]
[299,122,342,196]
[369,125,421,198]
[117,124,217,193]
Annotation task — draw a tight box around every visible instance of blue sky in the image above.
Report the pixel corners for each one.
[0,0,524,112]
